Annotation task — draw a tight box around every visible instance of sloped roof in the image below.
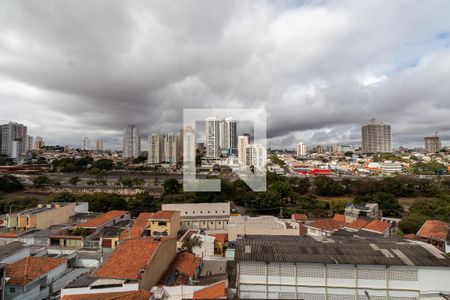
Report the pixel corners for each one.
[345,219,371,231]
[292,213,307,221]
[193,281,227,299]
[333,214,346,222]
[94,238,161,280]
[417,220,450,242]
[308,218,346,232]
[170,251,201,277]
[362,220,391,233]
[78,210,127,228]
[6,256,67,285]
[60,290,152,300]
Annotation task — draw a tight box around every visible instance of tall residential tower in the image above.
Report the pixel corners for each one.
[123,125,141,158]
[361,119,392,154]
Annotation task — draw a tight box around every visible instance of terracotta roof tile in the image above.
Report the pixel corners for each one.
[362,220,391,233]
[61,290,152,300]
[129,213,154,238]
[169,251,201,278]
[308,219,346,232]
[94,238,161,280]
[345,219,371,230]
[333,214,346,222]
[417,220,450,242]
[151,211,176,220]
[6,256,67,285]
[193,281,227,299]
[292,213,307,221]
[78,210,127,228]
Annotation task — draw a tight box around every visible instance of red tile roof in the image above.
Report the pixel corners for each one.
[308,219,346,232]
[193,281,227,299]
[61,290,152,300]
[0,232,18,238]
[417,220,450,242]
[333,214,346,222]
[362,220,391,233]
[292,213,307,221]
[170,251,201,278]
[403,233,419,240]
[129,212,154,238]
[94,238,161,280]
[151,210,177,220]
[345,219,371,231]
[78,210,127,228]
[6,256,67,285]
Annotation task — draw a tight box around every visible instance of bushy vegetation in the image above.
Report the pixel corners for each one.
[0,175,24,193]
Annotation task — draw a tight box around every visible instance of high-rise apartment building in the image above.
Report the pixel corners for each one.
[0,122,28,159]
[296,142,308,156]
[219,118,237,155]
[123,125,141,158]
[245,144,267,170]
[205,117,220,158]
[83,137,90,151]
[163,133,179,164]
[238,135,250,165]
[34,136,45,150]
[96,140,104,152]
[424,133,441,153]
[25,135,33,152]
[361,119,392,154]
[183,126,196,164]
[148,133,162,164]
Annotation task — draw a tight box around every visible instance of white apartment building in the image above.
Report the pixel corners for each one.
[162,202,231,231]
[245,144,267,170]
[424,134,441,153]
[219,117,237,153]
[163,133,179,164]
[183,126,196,164]
[123,125,141,158]
[296,142,308,157]
[361,119,392,154]
[1,122,27,158]
[235,235,450,299]
[206,117,220,158]
[96,140,104,151]
[83,137,90,151]
[148,133,162,163]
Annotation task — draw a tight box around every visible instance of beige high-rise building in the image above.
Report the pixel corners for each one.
[123,125,140,158]
[296,142,308,156]
[96,140,104,151]
[148,133,162,163]
[163,133,178,164]
[238,135,249,165]
[424,134,441,153]
[245,144,266,170]
[361,119,392,154]
[205,117,220,158]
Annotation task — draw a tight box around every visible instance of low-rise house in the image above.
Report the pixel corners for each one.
[344,202,381,223]
[61,290,152,300]
[0,241,30,264]
[5,256,68,300]
[235,235,450,299]
[417,220,450,253]
[162,251,202,286]
[76,210,129,234]
[162,202,230,231]
[228,216,301,241]
[193,280,227,299]
[121,211,180,240]
[6,203,77,230]
[305,218,346,237]
[343,218,371,232]
[191,233,216,257]
[359,219,391,237]
[291,213,307,224]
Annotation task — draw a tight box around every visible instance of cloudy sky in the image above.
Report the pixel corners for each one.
[1,0,449,150]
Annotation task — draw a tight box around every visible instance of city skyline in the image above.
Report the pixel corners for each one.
[1,1,450,149]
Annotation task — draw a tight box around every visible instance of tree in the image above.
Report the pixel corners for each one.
[127,192,156,217]
[0,175,24,193]
[164,178,181,195]
[371,192,404,217]
[90,159,114,171]
[314,176,345,196]
[398,213,429,234]
[270,181,293,202]
[181,236,203,253]
[68,176,81,186]
[117,177,135,188]
[289,177,310,195]
[33,176,52,188]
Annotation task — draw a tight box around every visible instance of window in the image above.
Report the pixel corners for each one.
[208,211,210,213]
[185,211,188,214]
[200,211,203,213]
[193,211,195,214]
[10,288,15,293]
[211,222,214,224]
[215,211,218,213]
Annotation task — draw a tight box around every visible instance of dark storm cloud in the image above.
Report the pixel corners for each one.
[1,0,450,149]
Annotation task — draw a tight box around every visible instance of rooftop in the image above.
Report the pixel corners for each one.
[61,290,152,300]
[0,241,28,259]
[344,219,371,231]
[307,218,346,232]
[235,235,450,267]
[5,256,67,285]
[78,210,127,229]
[169,251,202,278]
[417,220,450,242]
[362,219,391,233]
[94,238,161,280]
[193,281,227,299]
[292,213,307,221]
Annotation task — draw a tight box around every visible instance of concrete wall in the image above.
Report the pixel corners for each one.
[139,238,177,290]
[35,203,76,230]
[162,202,230,217]
[0,247,30,265]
